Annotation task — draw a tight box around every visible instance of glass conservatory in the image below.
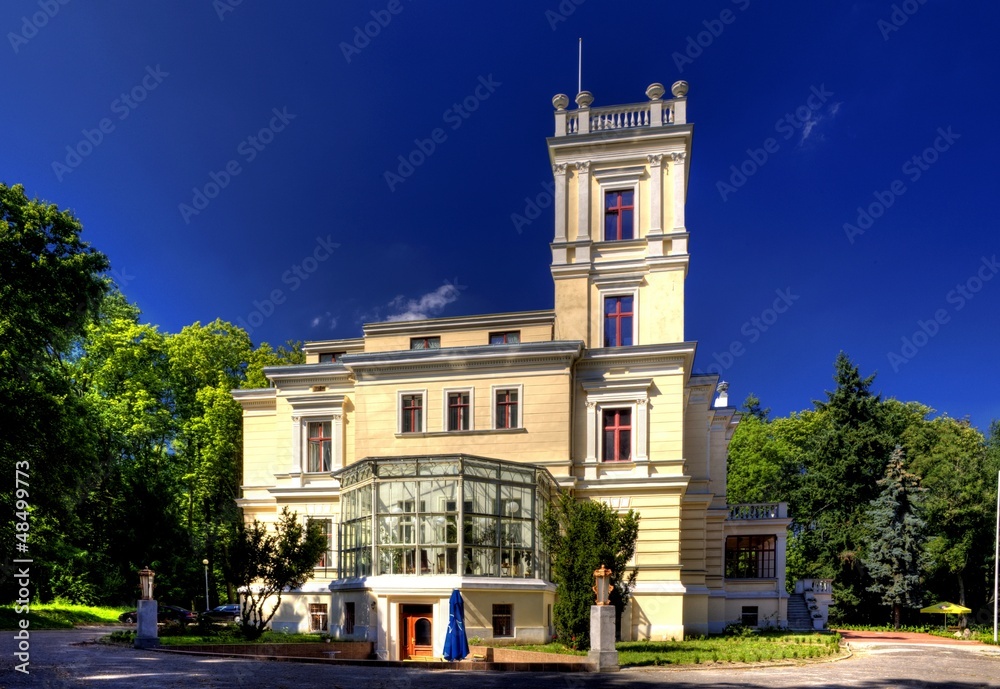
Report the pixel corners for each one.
[336,455,558,581]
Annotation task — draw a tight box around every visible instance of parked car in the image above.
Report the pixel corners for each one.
[201,603,241,624]
[118,605,198,624]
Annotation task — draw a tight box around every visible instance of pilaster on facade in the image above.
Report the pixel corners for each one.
[551,163,568,245]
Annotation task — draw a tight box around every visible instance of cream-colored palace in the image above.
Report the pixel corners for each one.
[234,81,797,660]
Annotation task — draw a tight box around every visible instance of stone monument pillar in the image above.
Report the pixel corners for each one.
[135,566,159,649]
[588,565,619,672]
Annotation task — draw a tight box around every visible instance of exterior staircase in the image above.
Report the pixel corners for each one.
[786,593,814,631]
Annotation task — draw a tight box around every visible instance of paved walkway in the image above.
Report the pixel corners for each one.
[837,629,1000,648]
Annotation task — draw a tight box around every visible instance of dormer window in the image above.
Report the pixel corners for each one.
[604,189,634,240]
[318,351,344,363]
[410,337,441,350]
[489,331,520,345]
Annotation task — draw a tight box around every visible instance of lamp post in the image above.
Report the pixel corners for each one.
[592,564,613,606]
[993,469,998,643]
[202,559,210,613]
[135,566,158,649]
[588,564,618,671]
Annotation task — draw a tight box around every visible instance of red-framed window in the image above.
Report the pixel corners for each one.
[604,189,634,240]
[307,421,332,472]
[603,296,634,347]
[602,408,632,462]
[410,337,441,350]
[489,331,521,345]
[401,394,423,433]
[495,389,519,429]
[447,392,470,431]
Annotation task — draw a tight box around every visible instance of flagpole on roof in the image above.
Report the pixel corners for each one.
[578,38,582,95]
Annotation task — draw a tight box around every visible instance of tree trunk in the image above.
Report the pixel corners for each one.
[957,573,966,628]
[892,602,902,629]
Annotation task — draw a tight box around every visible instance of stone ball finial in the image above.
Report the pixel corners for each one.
[671,80,689,98]
[645,83,665,101]
[575,90,594,108]
[552,93,569,111]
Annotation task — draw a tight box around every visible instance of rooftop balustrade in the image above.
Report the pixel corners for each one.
[552,81,688,137]
[727,502,788,520]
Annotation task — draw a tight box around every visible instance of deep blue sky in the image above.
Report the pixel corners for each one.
[4,1,998,430]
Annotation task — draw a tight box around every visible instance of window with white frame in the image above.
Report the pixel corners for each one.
[601,408,632,462]
[582,379,651,464]
[306,421,332,472]
[593,166,642,242]
[444,388,473,432]
[308,517,335,571]
[399,392,425,433]
[289,393,345,476]
[493,386,521,430]
[603,295,634,347]
[309,603,328,632]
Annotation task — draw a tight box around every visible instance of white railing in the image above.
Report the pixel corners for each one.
[796,578,833,594]
[590,103,652,131]
[727,502,787,520]
[556,97,682,136]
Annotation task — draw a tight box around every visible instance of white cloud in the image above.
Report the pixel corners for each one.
[385,282,462,322]
[310,312,337,330]
[799,101,842,145]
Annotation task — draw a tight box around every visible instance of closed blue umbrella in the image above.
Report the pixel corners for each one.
[443,589,470,661]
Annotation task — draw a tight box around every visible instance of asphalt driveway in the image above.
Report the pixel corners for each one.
[2,627,999,688]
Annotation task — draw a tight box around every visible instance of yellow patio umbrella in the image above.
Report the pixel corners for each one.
[920,602,972,630]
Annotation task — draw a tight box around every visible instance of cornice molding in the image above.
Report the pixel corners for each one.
[362,309,555,337]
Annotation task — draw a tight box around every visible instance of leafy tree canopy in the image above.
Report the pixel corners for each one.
[541,493,639,647]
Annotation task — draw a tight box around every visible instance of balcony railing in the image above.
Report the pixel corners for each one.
[553,82,688,137]
[727,502,787,520]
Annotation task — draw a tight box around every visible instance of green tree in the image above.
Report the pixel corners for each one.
[863,447,927,628]
[541,493,639,647]
[727,399,817,505]
[225,508,327,640]
[0,183,109,602]
[902,416,991,612]
[244,340,304,389]
[790,353,908,620]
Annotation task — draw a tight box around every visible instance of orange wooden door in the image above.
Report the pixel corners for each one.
[405,615,433,658]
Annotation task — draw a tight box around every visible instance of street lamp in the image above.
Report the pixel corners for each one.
[592,564,613,606]
[202,559,210,612]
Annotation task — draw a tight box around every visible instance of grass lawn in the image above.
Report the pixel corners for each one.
[502,632,842,667]
[105,628,327,646]
[0,602,131,630]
